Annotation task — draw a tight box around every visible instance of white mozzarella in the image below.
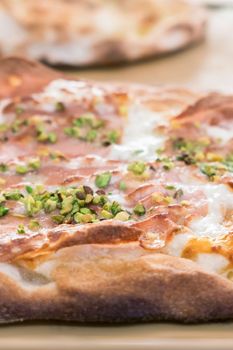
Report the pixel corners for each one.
[195,253,228,274]
[205,124,233,145]
[166,232,192,257]
[190,184,233,238]
[109,103,168,161]
[33,79,104,112]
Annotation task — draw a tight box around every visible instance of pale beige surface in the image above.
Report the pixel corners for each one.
[75,8,233,93]
[1,6,233,350]
[1,322,233,350]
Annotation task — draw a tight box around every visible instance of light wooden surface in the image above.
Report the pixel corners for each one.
[1,322,233,350]
[1,6,233,350]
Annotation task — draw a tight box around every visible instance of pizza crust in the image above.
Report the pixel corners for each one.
[1,243,233,323]
[0,0,206,66]
[0,57,232,324]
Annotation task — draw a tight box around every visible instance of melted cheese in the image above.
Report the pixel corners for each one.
[205,124,233,145]
[190,184,233,238]
[33,79,104,112]
[110,103,168,161]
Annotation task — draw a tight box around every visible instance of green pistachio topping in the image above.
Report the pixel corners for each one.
[119,181,127,191]
[15,106,24,115]
[200,164,218,180]
[16,164,29,174]
[64,113,120,146]
[15,157,41,175]
[0,184,134,228]
[36,124,57,144]
[173,188,184,199]
[95,172,112,188]
[156,157,174,171]
[133,203,146,216]
[28,158,41,170]
[0,123,8,133]
[28,219,40,231]
[114,211,130,221]
[17,224,25,234]
[0,204,9,217]
[102,130,120,146]
[11,119,28,133]
[0,163,8,172]
[64,113,104,143]
[128,161,146,175]
[55,102,65,112]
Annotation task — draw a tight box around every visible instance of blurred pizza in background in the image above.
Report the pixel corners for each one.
[0,0,206,66]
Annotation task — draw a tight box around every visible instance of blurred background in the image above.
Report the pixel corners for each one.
[0,0,232,93]
[77,1,233,93]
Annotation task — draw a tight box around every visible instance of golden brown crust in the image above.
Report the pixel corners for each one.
[1,245,233,323]
[0,0,206,66]
[0,57,232,324]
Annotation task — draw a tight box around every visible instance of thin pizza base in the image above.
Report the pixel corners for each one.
[0,0,206,66]
[0,58,233,324]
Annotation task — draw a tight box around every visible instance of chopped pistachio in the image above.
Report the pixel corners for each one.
[17,224,25,234]
[128,161,146,175]
[16,164,29,174]
[60,196,73,215]
[110,201,122,216]
[52,215,64,224]
[85,194,93,204]
[4,190,22,200]
[173,188,184,199]
[55,102,65,112]
[80,207,92,215]
[44,198,57,213]
[100,209,113,219]
[114,211,130,221]
[48,132,57,144]
[165,185,176,190]
[200,164,217,180]
[25,185,33,194]
[74,212,94,223]
[86,129,97,142]
[15,106,24,115]
[0,123,8,133]
[157,157,174,171]
[104,130,120,145]
[164,196,173,204]
[0,204,9,217]
[22,195,42,216]
[83,186,93,195]
[133,203,146,216]
[95,172,112,188]
[28,158,41,170]
[11,119,28,133]
[0,163,8,172]
[176,153,196,165]
[119,181,127,191]
[28,219,40,231]
[36,124,57,144]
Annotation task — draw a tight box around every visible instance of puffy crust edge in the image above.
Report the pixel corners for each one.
[0,244,233,324]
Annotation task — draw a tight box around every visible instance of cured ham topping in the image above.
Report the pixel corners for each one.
[0,72,233,276]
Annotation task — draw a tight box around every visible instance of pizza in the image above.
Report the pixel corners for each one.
[0,57,233,324]
[0,0,206,66]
